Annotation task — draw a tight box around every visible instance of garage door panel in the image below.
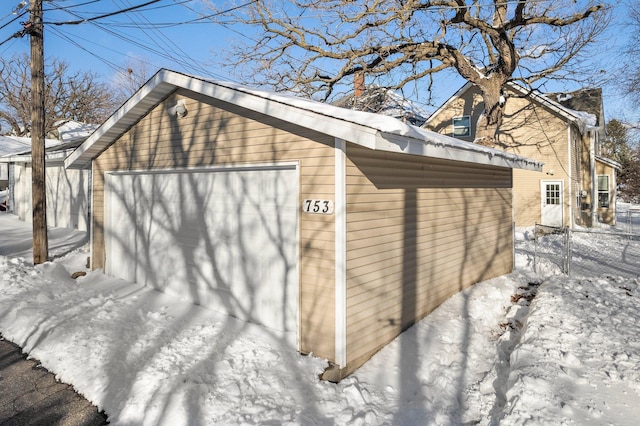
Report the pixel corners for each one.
[105,167,298,332]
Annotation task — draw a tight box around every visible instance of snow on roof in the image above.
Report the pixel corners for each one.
[0,135,61,158]
[65,69,542,172]
[333,86,431,126]
[566,109,597,127]
[427,82,601,134]
[509,85,602,132]
[57,121,99,143]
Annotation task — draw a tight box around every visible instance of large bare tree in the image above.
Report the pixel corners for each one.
[0,53,120,137]
[216,0,609,144]
[605,119,640,203]
[112,56,153,100]
[623,1,640,103]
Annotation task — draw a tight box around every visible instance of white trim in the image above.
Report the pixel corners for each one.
[595,155,621,170]
[426,81,593,133]
[103,171,113,276]
[611,169,617,225]
[567,125,573,228]
[65,69,541,173]
[334,138,347,368]
[374,132,538,170]
[105,162,299,176]
[589,131,597,226]
[89,161,94,269]
[425,82,473,124]
[596,174,611,209]
[294,164,301,351]
[452,115,472,137]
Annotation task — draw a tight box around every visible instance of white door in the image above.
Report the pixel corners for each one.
[104,166,299,332]
[541,180,564,227]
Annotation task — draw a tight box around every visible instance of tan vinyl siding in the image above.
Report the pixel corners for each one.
[578,131,594,226]
[499,92,570,227]
[570,128,581,226]
[343,143,513,368]
[92,89,336,360]
[426,90,482,144]
[595,161,615,224]
[427,85,573,227]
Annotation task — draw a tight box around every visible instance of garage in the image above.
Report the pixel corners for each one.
[104,165,299,332]
[65,69,541,380]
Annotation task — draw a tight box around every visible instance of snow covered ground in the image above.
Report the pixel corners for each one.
[0,207,639,425]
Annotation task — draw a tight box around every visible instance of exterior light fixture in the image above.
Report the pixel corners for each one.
[174,100,187,118]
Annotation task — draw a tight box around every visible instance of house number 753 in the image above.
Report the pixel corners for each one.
[303,199,334,215]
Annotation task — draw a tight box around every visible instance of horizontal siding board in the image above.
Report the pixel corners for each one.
[93,90,337,361]
[346,163,510,181]
[345,174,511,189]
[426,84,579,228]
[345,210,507,244]
[300,183,335,194]
[346,238,508,297]
[345,212,508,265]
[343,141,513,369]
[347,237,509,296]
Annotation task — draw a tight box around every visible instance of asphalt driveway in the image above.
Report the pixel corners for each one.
[0,213,106,424]
[0,335,108,425]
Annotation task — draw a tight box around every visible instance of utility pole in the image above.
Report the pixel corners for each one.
[29,0,48,264]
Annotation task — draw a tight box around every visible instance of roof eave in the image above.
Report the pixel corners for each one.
[595,155,622,170]
[376,132,543,172]
[65,69,540,172]
[65,70,381,169]
[65,72,178,169]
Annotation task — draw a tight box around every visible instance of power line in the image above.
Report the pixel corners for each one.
[44,0,103,12]
[0,29,24,48]
[48,25,128,73]
[42,0,249,75]
[90,1,259,28]
[44,0,162,25]
[112,0,210,77]
[0,9,27,31]
[45,1,227,81]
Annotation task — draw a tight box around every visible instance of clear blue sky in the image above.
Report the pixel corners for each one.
[0,1,242,83]
[0,0,634,121]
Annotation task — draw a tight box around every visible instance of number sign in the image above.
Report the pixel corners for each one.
[303,199,334,215]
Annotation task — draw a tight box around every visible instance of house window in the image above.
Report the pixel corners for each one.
[546,183,561,205]
[597,175,609,208]
[0,164,7,181]
[452,116,471,137]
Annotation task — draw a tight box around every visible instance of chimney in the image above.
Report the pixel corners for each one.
[354,72,365,97]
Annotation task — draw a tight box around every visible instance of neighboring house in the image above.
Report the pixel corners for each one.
[333,85,430,126]
[0,122,94,231]
[425,83,620,228]
[0,135,61,209]
[0,136,49,191]
[65,69,540,380]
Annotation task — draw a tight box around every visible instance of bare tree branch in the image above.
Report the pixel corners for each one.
[212,0,609,144]
[0,53,120,137]
[621,1,640,104]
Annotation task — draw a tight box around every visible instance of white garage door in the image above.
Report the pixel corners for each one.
[104,165,299,332]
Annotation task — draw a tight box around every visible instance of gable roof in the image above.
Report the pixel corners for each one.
[549,88,603,127]
[65,69,541,172]
[426,82,601,134]
[596,155,621,170]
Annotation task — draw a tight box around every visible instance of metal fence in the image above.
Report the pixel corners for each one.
[625,207,640,235]
[532,223,640,277]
